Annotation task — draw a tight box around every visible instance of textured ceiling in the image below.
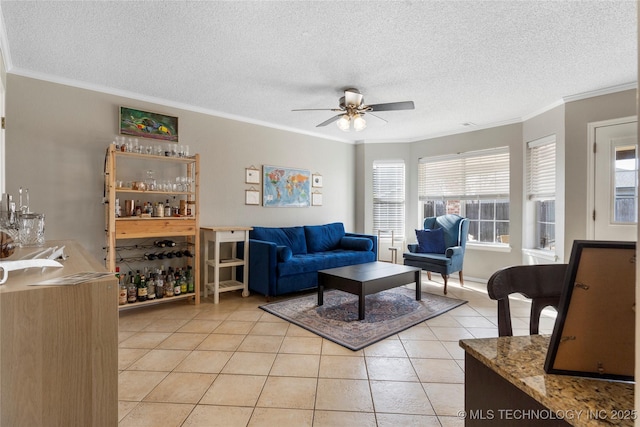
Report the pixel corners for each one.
[0,1,637,143]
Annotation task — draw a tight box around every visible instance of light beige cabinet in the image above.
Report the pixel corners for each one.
[201,226,251,304]
[0,240,118,426]
[105,144,200,309]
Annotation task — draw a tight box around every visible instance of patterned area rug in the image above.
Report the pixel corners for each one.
[260,287,467,351]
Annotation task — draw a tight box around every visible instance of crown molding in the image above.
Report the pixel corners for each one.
[563,81,637,103]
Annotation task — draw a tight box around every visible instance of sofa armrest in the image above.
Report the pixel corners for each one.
[407,243,419,253]
[345,232,378,259]
[247,239,278,297]
[446,246,463,258]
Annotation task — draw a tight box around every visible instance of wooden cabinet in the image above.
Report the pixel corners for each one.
[201,226,251,304]
[105,144,200,309]
[0,240,118,426]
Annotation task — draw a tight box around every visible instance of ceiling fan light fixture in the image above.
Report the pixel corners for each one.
[353,114,367,131]
[337,114,351,131]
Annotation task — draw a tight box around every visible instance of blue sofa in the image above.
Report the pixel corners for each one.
[246,222,378,297]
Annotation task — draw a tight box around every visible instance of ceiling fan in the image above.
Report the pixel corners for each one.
[292,88,415,132]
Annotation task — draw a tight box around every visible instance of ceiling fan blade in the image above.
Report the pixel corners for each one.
[316,114,343,127]
[367,101,415,112]
[365,112,388,124]
[344,89,364,107]
[292,108,342,112]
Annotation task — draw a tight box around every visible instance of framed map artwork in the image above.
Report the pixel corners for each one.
[263,165,311,207]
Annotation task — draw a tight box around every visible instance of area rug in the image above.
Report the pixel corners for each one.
[260,287,467,351]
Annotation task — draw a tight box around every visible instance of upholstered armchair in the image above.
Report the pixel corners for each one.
[403,214,469,294]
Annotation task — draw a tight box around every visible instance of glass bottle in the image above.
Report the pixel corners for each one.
[179,269,187,294]
[155,273,164,299]
[165,271,174,297]
[147,273,156,300]
[127,272,137,303]
[186,266,194,293]
[136,270,147,302]
[173,270,181,296]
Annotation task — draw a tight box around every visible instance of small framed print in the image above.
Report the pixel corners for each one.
[312,192,323,206]
[312,174,323,188]
[246,167,260,184]
[245,188,260,205]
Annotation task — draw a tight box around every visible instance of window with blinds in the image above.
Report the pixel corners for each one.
[418,147,510,244]
[373,161,405,238]
[527,136,556,250]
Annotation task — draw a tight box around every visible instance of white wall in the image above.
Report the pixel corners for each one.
[5,75,357,262]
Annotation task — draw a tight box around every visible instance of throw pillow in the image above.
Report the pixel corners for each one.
[415,228,446,254]
[304,222,345,253]
[340,236,373,252]
[276,245,293,262]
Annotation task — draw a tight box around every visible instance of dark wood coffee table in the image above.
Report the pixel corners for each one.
[317,262,422,320]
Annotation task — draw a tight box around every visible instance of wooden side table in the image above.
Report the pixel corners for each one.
[201,226,252,304]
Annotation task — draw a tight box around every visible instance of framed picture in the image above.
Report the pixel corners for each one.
[312,174,323,188]
[544,240,636,381]
[312,192,323,206]
[119,106,179,142]
[245,188,260,205]
[263,165,311,207]
[245,167,260,184]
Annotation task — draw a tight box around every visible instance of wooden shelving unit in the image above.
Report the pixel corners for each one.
[104,144,200,309]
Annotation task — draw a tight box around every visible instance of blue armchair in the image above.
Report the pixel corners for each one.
[403,214,469,294]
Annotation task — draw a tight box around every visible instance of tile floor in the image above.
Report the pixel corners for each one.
[118,274,557,427]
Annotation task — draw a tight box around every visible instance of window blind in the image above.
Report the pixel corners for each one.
[418,147,510,200]
[527,136,556,200]
[373,161,405,237]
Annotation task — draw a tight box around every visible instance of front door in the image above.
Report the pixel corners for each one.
[593,119,638,241]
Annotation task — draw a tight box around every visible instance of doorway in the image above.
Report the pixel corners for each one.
[589,117,638,241]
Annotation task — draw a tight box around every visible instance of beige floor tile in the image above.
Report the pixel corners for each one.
[402,340,451,359]
[259,311,288,322]
[256,376,317,409]
[197,333,245,351]
[200,374,267,406]
[250,321,290,336]
[221,351,277,375]
[446,305,480,316]
[423,383,465,416]
[144,372,216,403]
[177,319,223,333]
[315,378,374,412]
[312,410,377,427]
[127,349,191,372]
[424,314,462,328]
[318,355,367,379]
[286,324,320,337]
[248,407,313,427]
[321,339,363,356]
[376,413,441,426]
[156,332,208,350]
[271,354,320,377]
[442,341,466,360]
[119,330,136,343]
[412,358,465,383]
[174,350,234,374]
[192,310,232,321]
[429,326,475,342]
[213,320,255,334]
[119,402,193,427]
[119,348,149,370]
[118,401,138,422]
[237,334,284,353]
[370,380,435,415]
[118,371,168,401]
[142,318,190,333]
[280,336,323,354]
[119,316,154,332]
[439,415,465,426]
[226,310,264,322]
[398,324,438,340]
[366,357,419,381]
[363,339,408,358]
[119,332,171,349]
[181,404,253,427]
[453,315,496,328]
[468,327,499,338]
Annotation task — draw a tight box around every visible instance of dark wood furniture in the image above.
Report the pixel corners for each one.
[318,261,421,320]
[460,335,634,427]
[487,264,566,336]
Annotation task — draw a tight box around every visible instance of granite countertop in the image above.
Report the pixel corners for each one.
[460,335,635,427]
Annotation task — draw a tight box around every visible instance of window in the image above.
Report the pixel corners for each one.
[613,145,637,223]
[418,147,510,244]
[527,136,556,250]
[373,161,405,238]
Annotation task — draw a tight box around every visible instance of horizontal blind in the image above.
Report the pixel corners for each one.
[373,161,405,237]
[527,136,556,200]
[418,147,510,200]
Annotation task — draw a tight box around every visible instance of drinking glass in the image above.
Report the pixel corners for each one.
[18,213,45,247]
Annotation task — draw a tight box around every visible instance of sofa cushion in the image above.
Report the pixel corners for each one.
[250,226,307,255]
[340,236,373,252]
[276,245,293,262]
[277,250,376,277]
[304,222,345,253]
[416,228,446,254]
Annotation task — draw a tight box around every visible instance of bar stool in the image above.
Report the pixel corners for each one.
[377,230,399,264]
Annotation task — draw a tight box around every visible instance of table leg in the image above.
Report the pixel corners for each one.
[415,270,421,301]
[318,275,324,306]
[358,291,365,320]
